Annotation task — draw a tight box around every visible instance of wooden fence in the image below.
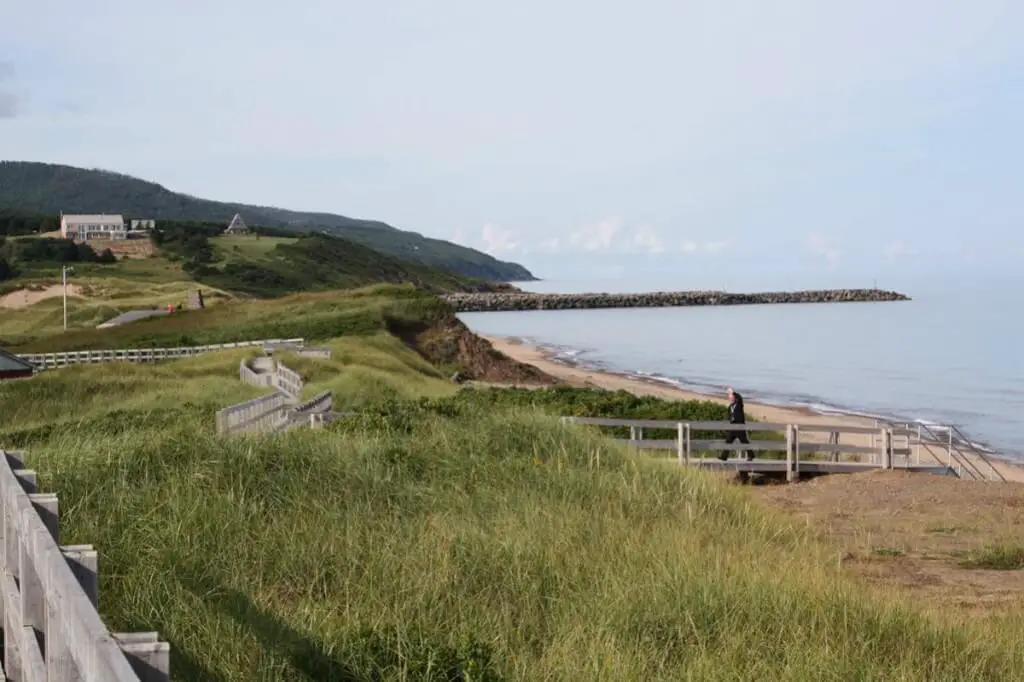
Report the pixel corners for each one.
[292,347,332,360]
[272,363,303,399]
[18,338,306,370]
[292,391,333,415]
[558,417,991,482]
[0,450,170,681]
[215,390,294,435]
[217,359,335,435]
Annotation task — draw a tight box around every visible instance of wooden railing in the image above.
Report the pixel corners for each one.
[272,363,303,399]
[215,390,294,435]
[0,450,170,681]
[873,419,1007,482]
[293,347,333,360]
[292,391,333,415]
[559,417,969,482]
[217,358,334,435]
[18,338,306,370]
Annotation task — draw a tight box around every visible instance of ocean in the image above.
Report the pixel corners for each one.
[458,276,1024,459]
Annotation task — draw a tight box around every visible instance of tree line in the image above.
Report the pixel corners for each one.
[0,209,59,236]
[0,208,297,283]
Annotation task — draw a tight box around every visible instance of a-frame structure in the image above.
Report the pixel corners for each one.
[224,213,249,234]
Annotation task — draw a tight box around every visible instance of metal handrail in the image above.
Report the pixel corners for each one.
[891,420,1006,482]
[948,423,1007,482]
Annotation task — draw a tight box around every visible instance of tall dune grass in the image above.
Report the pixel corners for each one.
[4,405,1020,680]
[2,328,1022,679]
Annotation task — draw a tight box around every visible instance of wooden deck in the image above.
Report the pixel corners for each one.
[660,458,952,476]
[560,417,1007,482]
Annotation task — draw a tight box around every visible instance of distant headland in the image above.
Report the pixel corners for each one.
[444,288,911,313]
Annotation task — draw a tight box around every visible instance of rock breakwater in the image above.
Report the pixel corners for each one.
[444,288,910,313]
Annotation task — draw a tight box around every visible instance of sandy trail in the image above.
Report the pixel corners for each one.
[483,335,1024,483]
[0,284,83,309]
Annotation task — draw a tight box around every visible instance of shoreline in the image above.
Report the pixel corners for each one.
[481,334,1024,483]
[484,335,882,429]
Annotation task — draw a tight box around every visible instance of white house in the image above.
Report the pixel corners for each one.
[60,214,127,241]
[130,218,156,231]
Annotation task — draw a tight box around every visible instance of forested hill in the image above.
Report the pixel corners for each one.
[0,161,536,282]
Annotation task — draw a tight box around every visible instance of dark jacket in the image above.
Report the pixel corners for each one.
[728,394,746,424]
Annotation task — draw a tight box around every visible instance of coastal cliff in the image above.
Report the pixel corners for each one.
[444,288,910,313]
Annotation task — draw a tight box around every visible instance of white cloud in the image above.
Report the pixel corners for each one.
[629,226,666,254]
[569,218,622,251]
[701,239,734,254]
[675,239,734,255]
[883,240,920,261]
[478,223,520,255]
[806,232,841,265]
[478,220,734,258]
[539,237,561,254]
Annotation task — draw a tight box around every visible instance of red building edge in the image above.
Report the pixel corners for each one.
[0,368,33,381]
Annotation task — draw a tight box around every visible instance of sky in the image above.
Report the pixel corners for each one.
[2,1,1023,287]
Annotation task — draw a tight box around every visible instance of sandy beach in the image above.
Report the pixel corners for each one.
[483,334,1024,483]
[0,284,82,309]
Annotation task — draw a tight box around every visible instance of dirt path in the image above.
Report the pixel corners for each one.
[0,284,83,309]
[755,471,1024,617]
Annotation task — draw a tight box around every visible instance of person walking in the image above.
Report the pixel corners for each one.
[721,387,755,461]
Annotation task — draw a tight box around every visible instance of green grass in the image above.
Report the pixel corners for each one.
[0,351,264,446]
[3,284,446,352]
[3,294,1024,679]
[957,543,1024,570]
[0,271,235,342]
[346,386,789,458]
[7,399,1023,679]
[873,547,906,557]
[195,233,493,298]
[212,234,298,262]
[274,334,457,408]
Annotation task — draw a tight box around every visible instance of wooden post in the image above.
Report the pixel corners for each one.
[786,424,796,483]
[114,633,172,682]
[676,423,684,466]
[684,424,692,465]
[883,429,893,469]
[23,495,59,639]
[61,544,99,607]
[793,425,801,480]
[915,424,921,465]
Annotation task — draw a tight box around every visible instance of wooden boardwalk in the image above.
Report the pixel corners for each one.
[561,417,1007,482]
[0,450,170,681]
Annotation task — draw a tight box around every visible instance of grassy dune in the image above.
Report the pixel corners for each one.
[3,285,442,353]
[7,406,1024,680]
[212,233,298,262]
[0,272,234,342]
[2,292,1022,680]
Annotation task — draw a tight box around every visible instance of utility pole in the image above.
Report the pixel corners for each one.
[62,265,74,331]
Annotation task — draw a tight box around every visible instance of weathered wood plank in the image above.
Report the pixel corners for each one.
[614,439,788,452]
[566,417,788,431]
[0,450,162,681]
[685,459,951,475]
